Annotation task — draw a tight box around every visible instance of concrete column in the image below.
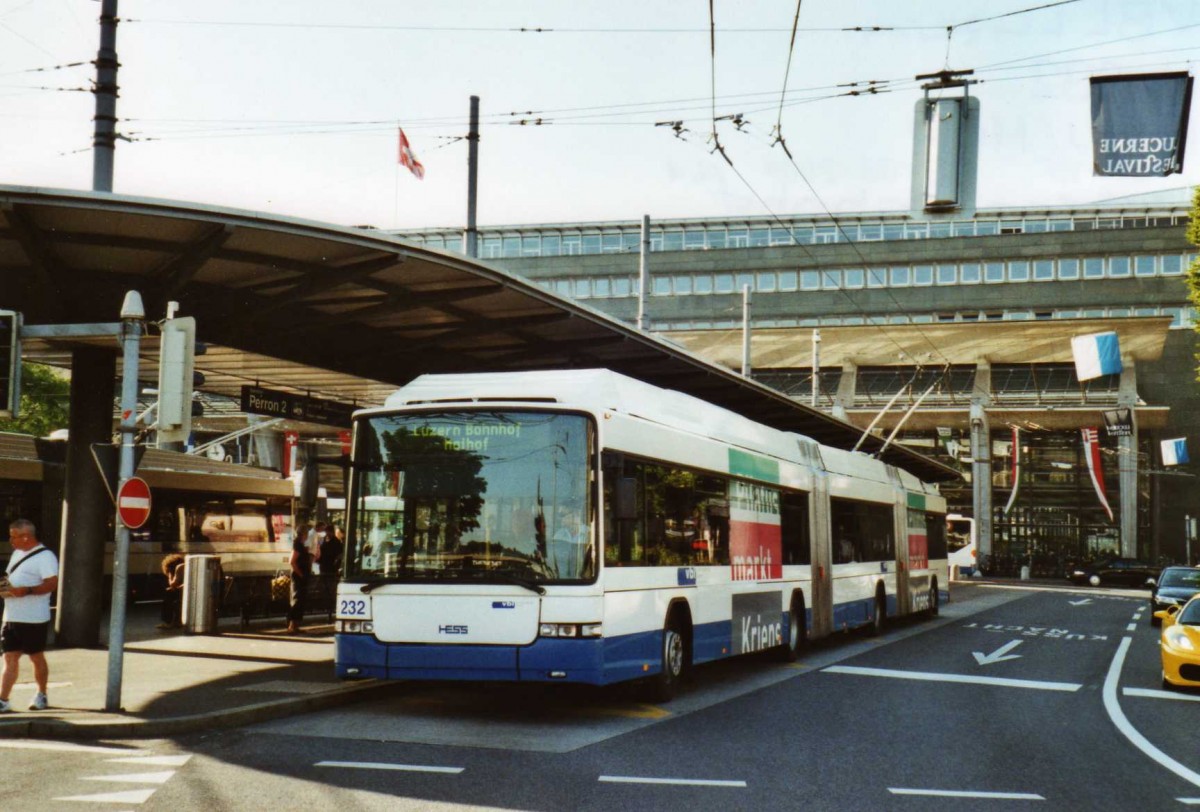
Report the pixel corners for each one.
[832,361,856,421]
[1118,358,1139,558]
[56,346,117,648]
[971,360,993,560]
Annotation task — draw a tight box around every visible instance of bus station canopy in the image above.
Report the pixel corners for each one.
[0,185,958,483]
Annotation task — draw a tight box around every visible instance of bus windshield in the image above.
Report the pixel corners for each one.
[346,410,594,585]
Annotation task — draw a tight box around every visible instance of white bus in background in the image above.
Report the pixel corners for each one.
[334,369,949,700]
[946,513,978,577]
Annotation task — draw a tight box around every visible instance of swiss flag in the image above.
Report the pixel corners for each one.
[398,128,425,180]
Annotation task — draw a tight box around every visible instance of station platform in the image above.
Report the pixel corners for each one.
[0,603,386,740]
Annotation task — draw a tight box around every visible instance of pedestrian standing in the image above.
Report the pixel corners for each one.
[286,524,313,634]
[0,518,59,712]
[318,525,344,621]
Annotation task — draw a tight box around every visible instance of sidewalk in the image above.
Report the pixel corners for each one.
[0,604,388,740]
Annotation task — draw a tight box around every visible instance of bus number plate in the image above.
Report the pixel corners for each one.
[339,599,369,617]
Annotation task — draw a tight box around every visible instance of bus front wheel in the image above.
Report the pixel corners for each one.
[649,621,686,702]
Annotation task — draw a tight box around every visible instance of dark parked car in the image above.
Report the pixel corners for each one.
[1067,557,1159,588]
[1151,566,1200,626]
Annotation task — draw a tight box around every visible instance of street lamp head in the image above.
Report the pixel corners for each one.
[120,290,145,320]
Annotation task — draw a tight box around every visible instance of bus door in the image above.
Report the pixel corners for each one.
[809,474,833,638]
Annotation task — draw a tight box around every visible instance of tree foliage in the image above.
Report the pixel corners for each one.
[0,363,71,437]
[1187,185,1200,380]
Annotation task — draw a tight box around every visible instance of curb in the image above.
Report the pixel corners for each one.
[0,679,395,741]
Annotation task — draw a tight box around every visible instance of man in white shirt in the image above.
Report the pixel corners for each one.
[0,518,59,712]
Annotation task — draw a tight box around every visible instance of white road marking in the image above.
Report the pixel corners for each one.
[1124,687,1200,703]
[107,755,193,767]
[1177,798,1200,805]
[0,740,135,754]
[1104,637,1200,789]
[1068,599,1093,606]
[889,788,1044,800]
[599,775,747,788]
[315,760,463,774]
[973,639,1024,665]
[83,771,175,785]
[1127,623,1137,632]
[53,788,157,804]
[825,665,1081,692]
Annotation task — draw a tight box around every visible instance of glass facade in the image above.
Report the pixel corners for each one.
[399,211,1189,259]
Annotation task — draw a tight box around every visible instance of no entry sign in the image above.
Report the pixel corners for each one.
[117,476,152,529]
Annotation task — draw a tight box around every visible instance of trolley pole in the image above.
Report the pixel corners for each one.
[464,95,480,258]
[92,0,120,192]
[105,291,144,711]
[812,328,821,407]
[741,285,752,377]
[637,215,650,331]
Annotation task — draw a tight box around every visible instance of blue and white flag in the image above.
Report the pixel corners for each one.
[1162,437,1189,466]
[1071,332,1123,381]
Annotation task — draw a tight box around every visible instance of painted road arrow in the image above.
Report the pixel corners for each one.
[973,639,1024,666]
[1068,598,1093,606]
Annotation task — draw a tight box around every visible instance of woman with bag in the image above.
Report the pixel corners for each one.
[286,524,312,634]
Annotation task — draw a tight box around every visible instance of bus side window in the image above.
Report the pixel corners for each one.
[926,513,947,559]
[604,461,645,566]
[780,491,810,565]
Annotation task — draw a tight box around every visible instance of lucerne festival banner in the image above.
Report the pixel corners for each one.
[1090,71,1193,177]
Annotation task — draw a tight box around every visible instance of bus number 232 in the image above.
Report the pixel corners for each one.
[339,599,367,616]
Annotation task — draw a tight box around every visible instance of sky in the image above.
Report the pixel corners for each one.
[1,0,1198,231]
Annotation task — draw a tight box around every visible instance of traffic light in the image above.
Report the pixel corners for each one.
[0,310,21,418]
[156,316,197,446]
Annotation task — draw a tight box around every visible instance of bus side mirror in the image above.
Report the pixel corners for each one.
[615,477,637,521]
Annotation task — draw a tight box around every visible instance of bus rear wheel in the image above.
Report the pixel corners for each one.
[869,592,885,636]
[777,599,806,662]
[649,620,686,702]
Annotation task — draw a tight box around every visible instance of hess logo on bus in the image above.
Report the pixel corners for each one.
[438,624,469,635]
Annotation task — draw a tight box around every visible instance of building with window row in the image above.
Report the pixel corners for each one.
[394,188,1199,575]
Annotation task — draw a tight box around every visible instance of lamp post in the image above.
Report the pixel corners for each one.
[105,290,143,711]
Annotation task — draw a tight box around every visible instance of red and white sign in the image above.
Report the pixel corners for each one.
[729,481,782,581]
[117,476,152,529]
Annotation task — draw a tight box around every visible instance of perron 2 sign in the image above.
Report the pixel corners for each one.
[240,385,355,428]
[1090,71,1193,177]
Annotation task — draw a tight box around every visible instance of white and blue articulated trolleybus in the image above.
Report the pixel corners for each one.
[335,369,948,699]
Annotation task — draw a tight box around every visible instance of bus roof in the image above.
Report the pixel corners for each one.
[375,369,917,488]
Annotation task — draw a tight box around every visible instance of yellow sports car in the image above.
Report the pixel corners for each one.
[1158,595,1200,690]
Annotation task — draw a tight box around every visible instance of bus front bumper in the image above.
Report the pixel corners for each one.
[335,633,608,684]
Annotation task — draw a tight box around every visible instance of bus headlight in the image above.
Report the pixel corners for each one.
[336,620,375,634]
[539,623,602,638]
